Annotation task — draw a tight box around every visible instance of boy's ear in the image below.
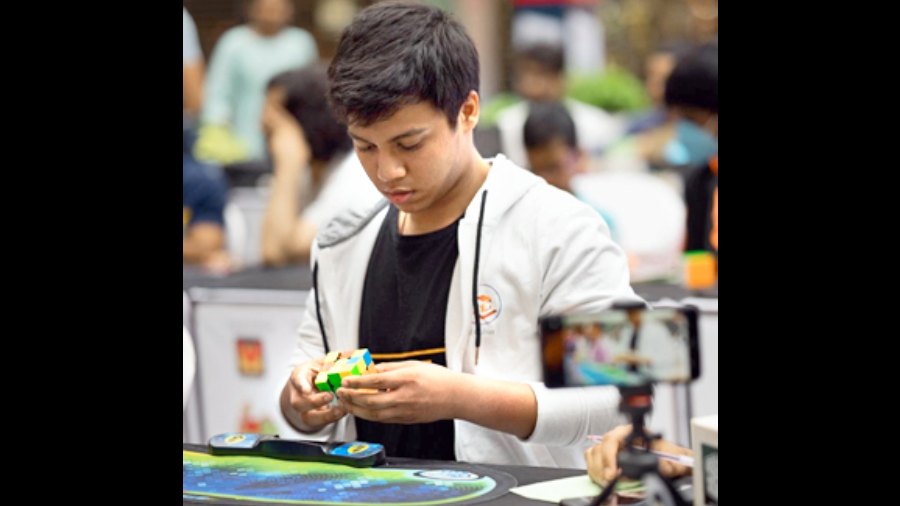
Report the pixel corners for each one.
[458,90,480,132]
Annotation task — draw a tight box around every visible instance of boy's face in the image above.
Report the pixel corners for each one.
[348,97,477,216]
[250,0,293,36]
[526,137,586,193]
[514,59,565,102]
[645,52,676,106]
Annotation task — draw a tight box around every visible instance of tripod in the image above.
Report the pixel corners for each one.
[589,383,690,506]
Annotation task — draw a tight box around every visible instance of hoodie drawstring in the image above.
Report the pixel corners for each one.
[313,261,330,354]
[472,190,488,365]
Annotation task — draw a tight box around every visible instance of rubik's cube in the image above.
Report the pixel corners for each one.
[314,349,376,392]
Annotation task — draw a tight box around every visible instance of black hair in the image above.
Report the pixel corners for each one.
[516,43,565,75]
[664,42,718,113]
[272,64,352,162]
[523,101,577,149]
[327,1,480,128]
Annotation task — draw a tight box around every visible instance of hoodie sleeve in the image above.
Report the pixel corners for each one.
[283,240,346,442]
[537,195,642,315]
[525,192,644,445]
[526,382,626,446]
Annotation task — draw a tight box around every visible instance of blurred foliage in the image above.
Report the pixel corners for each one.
[566,66,649,113]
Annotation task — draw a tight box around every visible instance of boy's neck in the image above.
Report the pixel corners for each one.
[400,151,491,235]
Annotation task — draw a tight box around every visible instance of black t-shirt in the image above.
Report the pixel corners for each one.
[357,205,460,460]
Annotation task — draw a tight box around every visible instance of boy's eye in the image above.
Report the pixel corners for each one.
[398,142,422,152]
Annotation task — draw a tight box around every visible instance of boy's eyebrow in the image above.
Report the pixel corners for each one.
[349,128,428,145]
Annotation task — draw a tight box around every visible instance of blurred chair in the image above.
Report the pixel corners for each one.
[572,171,685,282]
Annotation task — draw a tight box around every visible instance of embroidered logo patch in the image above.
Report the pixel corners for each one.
[477,285,502,324]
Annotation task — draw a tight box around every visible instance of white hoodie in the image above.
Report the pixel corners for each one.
[290,154,642,468]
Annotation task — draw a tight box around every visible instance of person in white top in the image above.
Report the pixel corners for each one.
[261,65,381,265]
[279,3,643,468]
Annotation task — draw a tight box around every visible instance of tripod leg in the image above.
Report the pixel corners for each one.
[642,472,691,506]
[588,475,619,506]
